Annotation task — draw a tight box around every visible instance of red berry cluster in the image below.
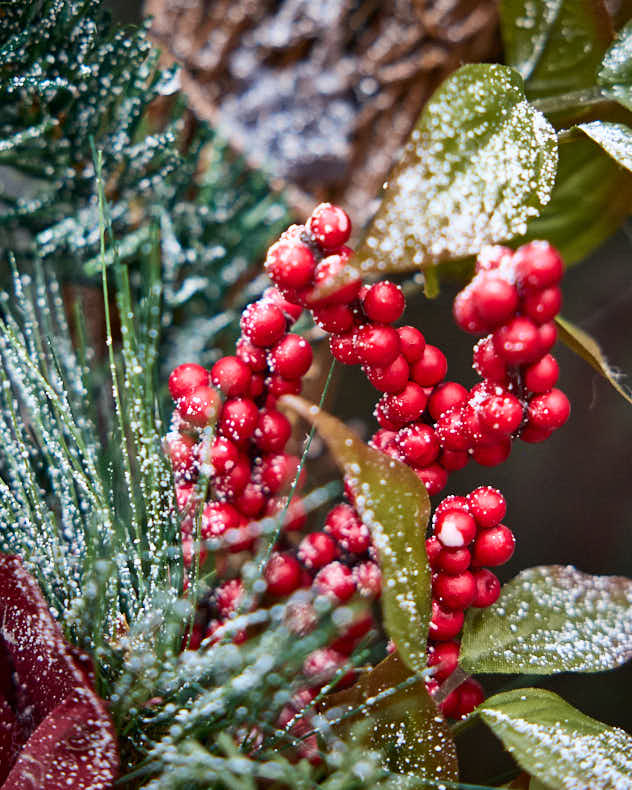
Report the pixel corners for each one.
[424,486,513,717]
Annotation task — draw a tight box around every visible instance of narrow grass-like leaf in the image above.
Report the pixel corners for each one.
[282,396,431,675]
[460,565,632,673]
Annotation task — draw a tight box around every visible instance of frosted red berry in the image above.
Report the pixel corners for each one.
[314,561,356,602]
[361,281,405,324]
[523,354,559,393]
[521,286,562,324]
[397,326,426,362]
[527,388,571,431]
[269,334,313,379]
[211,356,252,397]
[429,601,464,641]
[265,237,316,290]
[478,392,524,438]
[414,463,448,496]
[312,304,355,333]
[436,547,472,574]
[396,423,439,467]
[427,640,460,681]
[241,301,287,348]
[355,325,400,367]
[365,354,410,393]
[466,487,506,528]
[433,571,476,610]
[380,382,428,427]
[219,398,259,444]
[325,504,371,554]
[493,316,542,365]
[472,275,518,327]
[411,345,448,386]
[307,203,352,251]
[354,561,382,598]
[434,509,477,548]
[471,524,515,567]
[514,241,563,290]
[177,385,221,427]
[471,568,501,608]
[298,532,339,570]
[254,409,292,453]
[428,381,469,421]
[169,363,210,401]
[265,553,302,596]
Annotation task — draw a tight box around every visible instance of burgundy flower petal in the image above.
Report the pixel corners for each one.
[0,555,119,788]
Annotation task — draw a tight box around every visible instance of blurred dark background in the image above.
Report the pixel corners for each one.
[107,0,632,783]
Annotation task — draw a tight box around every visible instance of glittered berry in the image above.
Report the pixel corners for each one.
[472,335,507,383]
[425,536,442,569]
[492,316,542,365]
[433,571,476,610]
[211,356,252,397]
[307,203,352,250]
[210,436,240,475]
[435,407,470,451]
[365,354,410,393]
[312,303,355,333]
[478,392,524,438]
[201,501,241,540]
[472,568,501,607]
[428,381,469,421]
[434,509,477,548]
[241,301,287,348]
[456,678,485,717]
[355,325,400,367]
[329,332,360,365]
[266,374,302,398]
[361,281,405,324]
[476,245,513,272]
[472,275,519,327]
[429,601,464,641]
[439,448,469,471]
[325,504,371,554]
[265,236,316,290]
[467,487,506,528]
[309,250,360,306]
[260,452,301,494]
[269,334,313,379]
[427,640,460,681]
[298,532,339,570]
[472,438,511,467]
[265,553,302,596]
[215,579,244,616]
[411,345,448,386]
[214,453,250,499]
[523,354,559,393]
[527,388,570,431]
[514,241,563,290]
[167,433,197,476]
[471,524,515,567]
[234,482,266,518]
[219,398,259,443]
[436,547,472,574]
[264,286,304,324]
[453,289,486,333]
[177,385,221,427]
[314,561,356,602]
[520,423,553,443]
[254,409,292,453]
[236,338,267,372]
[414,463,448,496]
[537,321,557,355]
[396,423,439,467]
[354,561,382,598]
[169,363,210,401]
[380,382,428,427]
[397,326,426,363]
[521,286,562,324]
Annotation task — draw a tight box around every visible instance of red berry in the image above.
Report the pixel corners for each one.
[269,334,313,379]
[298,532,339,569]
[211,356,252,397]
[440,689,461,719]
[435,407,471,451]
[397,326,426,362]
[439,448,469,471]
[234,482,266,518]
[325,504,371,554]
[355,325,400,367]
[166,433,197,476]
[478,392,524,438]
[472,335,507,383]
[175,481,195,514]
[472,438,511,467]
[236,338,267,372]
[514,241,563,290]
[307,203,352,250]
[210,436,240,475]
[527,388,570,431]
[303,647,346,683]
[411,345,448,386]
[254,409,292,453]
[240,301,286,348]
[181,538,208,570]
[453,289,486,333]
[169,363,210,401]
[427,640,460,681]
[523,354,559,393]
[266,496,307,532]
[214,453,250,499]
[265,237,316,290]
[456,678,485,717]
[374,400,398,431]
[219,398,259,443]
[260,453,301,494]
[215,579,244,616]
[177,385,221,427]
[264,286,304,324]
[472,275,519,327]
[471,525,515,567]
[396,423,439,467]
[472,568,501,607]
[354,561,382,598]
[265,374,301,398]
[365,354,410,393]
[380,382,428,427]
[433,495,470,521]
[537,321,557,355]
[201,501,240,540]
[361,281,405,324]
[370,428,399,454]
[476,245,513,272]
[433,571,476,610]
[493,316,542,365]
[466,486,506,528]
[265,553,302,596]
[436,547,472,574]
[329,331,360,365]
[520,422,553,443]
[521,286,562,324]
[414,463,448,496]
[309,250,360,306]
[434,510,477,548]
[426,536,442,568]
[428,381,469,421]
[314,561,356,601]
[429,601,464,640]
[312,303,355,333]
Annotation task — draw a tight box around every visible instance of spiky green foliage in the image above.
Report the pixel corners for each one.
[0,0,291,369]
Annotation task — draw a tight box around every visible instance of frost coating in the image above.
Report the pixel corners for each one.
[354,64,557,275]
[461,565,632,673]
[577,121,632,174]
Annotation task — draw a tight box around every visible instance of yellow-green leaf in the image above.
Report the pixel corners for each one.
[317,652,458,782]
[283,396,431,675]
[556,315,632,404]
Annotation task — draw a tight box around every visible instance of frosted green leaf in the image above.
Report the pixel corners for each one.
[599,20,632,112]
[352,64,557,276]
[460,565,632,673]
[318,653,458,782]
[576,120,632,172]
[283,396,431,675]
[501,0,612,119]
[556,316,632,405]
[480,688,632,790]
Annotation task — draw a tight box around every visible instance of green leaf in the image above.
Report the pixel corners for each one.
[520,131,632,263]
[501,0,612,122]
[479,688,632,789]
[283,396,431,675]
[351,64,557,276]
[460,565,632,674]
[318,653,458,782]
[576,120,632,171]
[556,315,632,404]
[599,20,632,112]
